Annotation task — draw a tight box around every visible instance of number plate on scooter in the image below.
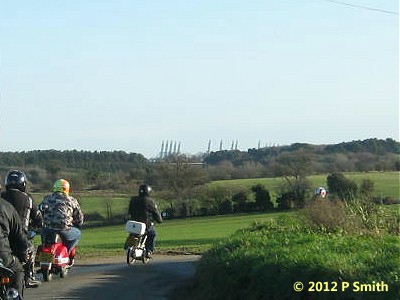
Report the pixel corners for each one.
[126,235,139,247]
[39,253,54,263]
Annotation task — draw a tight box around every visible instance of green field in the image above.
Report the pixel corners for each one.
[74,211,289,257]
[209,172,400,199]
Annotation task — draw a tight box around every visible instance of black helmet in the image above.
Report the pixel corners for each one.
[138,184,152,196]
[5,170,27,192]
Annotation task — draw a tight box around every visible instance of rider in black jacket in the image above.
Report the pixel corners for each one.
[128,184,162,257]
[1,170,43,288]
[0,183,30,299]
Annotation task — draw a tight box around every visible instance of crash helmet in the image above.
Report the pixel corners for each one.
[5,170,27,192]
[138,184,152,196]
[315,187,327,198]
[53,179,70,196]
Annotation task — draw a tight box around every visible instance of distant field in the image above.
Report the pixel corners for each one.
[209,171,400,199]
[30,172,399,222]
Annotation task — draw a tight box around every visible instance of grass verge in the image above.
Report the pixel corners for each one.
[171,215,400,300]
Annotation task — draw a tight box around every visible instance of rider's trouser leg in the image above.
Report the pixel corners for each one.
[24,241,36,281]
[145,226,156,253]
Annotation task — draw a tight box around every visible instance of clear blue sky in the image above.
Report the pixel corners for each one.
[0,0,398,158]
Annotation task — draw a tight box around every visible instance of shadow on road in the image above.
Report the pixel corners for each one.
[49,257,199,300]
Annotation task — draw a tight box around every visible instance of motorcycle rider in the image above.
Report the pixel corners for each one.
[40,179,84,266]
[1,170,43,288]
[0,183,30,299]
[127,184,162,257]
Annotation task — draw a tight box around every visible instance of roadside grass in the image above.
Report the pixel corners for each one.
[171,216,400,300]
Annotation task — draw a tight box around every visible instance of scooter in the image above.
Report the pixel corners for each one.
[124,221,150,265]
[35,231,75,282]
[0,260,19,300]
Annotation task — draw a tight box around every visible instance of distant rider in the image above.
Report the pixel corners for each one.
[0,183,30,299]
[127,184,162,257]
[40,179,84,266]
[1,170,43,288]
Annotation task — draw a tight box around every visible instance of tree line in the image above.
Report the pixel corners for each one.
[204,138,399,178]
[0,138,398,192]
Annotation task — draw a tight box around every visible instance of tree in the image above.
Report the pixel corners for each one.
[273,150,312,208]
[276,191,296,210]
[147,156,209,217]
[327,173,358,201]
[251,184,273,211]
[232,192,248,212]
[274,150,311,180]
[359,178,374,198]
[45,160,62,181]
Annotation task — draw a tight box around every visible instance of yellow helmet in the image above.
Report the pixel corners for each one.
[53,179,70,195]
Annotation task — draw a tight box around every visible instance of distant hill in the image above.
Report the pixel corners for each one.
[204,138,399,174]
[0,138,398,191]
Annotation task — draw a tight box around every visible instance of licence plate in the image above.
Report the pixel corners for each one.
[126,235,139,247]
[39,252,54,263]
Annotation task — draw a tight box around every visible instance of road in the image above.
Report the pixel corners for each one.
[25,254,200,300]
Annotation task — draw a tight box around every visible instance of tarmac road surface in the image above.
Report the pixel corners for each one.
[25,254,200,300]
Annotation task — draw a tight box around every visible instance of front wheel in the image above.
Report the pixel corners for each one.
[126,247,136,265]
[142,251,150,264]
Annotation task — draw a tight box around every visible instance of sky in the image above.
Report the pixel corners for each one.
[0,0,398,158]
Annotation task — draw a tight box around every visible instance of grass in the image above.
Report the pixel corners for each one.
[66,211,292,258]
[209,172,400,199]
[171,216,400,300]
[156,212,291,252]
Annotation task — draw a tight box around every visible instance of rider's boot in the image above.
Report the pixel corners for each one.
[25,276,41,288]
[24,262,41,288]
[146,250,153,259]
[68,247,76,267]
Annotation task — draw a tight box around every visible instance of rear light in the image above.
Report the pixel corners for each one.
[1,277,10,284]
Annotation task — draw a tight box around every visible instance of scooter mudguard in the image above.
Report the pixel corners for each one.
[53,243,69,266]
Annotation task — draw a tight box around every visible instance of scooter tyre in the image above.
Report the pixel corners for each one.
[43,269,52,282]
[142,251,150,264]
[127,247,136,265]
[60,266,69,278]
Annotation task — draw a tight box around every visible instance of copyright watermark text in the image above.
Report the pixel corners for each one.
[293,281,388,293]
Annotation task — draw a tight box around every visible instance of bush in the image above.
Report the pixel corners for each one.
[303,198,400,235]
[302,199,350,232]
[251,184,274,211]
[327,173,358,201]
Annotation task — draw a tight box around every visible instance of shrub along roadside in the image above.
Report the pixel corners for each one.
[170,217,399,300]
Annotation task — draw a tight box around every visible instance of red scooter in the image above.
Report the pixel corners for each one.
[35,231,75,282]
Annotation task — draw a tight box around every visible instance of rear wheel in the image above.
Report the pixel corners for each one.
[60,266,69,278]
[42,269,52,282]
[126,247,136,265]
